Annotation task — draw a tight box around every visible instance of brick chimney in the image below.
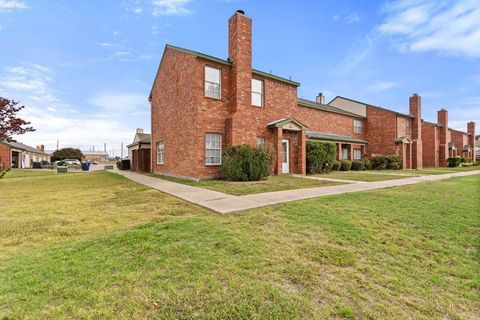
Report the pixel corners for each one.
[467,121,476,161]
[437,109,448,166]
[409,94,423,169]
[136,128,144,134]
[227,10,253,145]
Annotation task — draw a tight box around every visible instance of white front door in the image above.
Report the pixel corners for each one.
[281,139,289,174]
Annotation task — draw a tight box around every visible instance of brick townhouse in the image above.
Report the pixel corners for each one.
[149,10,476,179]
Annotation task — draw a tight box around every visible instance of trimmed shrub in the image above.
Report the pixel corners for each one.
[340,160,352,171]
[351,161,365,171]
[332,160,341,171]
[371,156,388,170]
[221,145,272,181]
[387,155,402,170]
[306,141,336,174]
[447,157,461,167]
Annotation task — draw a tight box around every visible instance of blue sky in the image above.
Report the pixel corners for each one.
[1,0,479,155]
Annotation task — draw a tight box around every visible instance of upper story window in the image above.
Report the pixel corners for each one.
[354,120,363,134]
[205,133,221,165]
[252,79,264,107]
[205,66,221,99]
[157,141,164,164]
[406,119,411,135]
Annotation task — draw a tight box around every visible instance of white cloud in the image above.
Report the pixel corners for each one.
[98,42,113,47]
[367,81,400,92]
[332,14,340,22]
[87,92,148,112]
[378,0,480,57]
[0,24,2,31]
[0,0,27,10]
[113,30,119,37]
[346,13,361,24]
[152,0,192,15]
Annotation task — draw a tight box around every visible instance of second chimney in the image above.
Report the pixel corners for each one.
[136,128,144,134]
[316,93,325,105]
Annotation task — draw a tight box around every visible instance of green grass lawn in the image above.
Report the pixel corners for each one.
[145,173,343,195]
[3,169,57,179]
[1,171,479,319]
[314,171,415,181]
[373,166,480,175]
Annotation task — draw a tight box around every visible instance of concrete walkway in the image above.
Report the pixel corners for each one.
[112,170,480,214]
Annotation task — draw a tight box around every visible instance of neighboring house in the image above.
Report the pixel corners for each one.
[149,10,476,180]
[83,151,109,162]
[0,141,51,170]
[127,128,151,172]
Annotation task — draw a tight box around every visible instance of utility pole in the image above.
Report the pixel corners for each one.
[121,142,123,158]
[56,140,59,150]
[104,143,106,152]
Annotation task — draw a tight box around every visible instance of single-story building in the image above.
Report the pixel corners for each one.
[83,151,109,162]
[127,128,151,172]
[0,141,51,170]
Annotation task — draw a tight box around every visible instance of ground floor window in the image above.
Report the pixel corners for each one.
[353,149,362,161]
[205,133,221,165]
[342,148,348,160]
[256,137,265,146]
[156,141,164,164]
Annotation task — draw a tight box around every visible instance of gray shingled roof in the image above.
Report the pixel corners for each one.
[137,133,151,143]
[0,140,48,155]
[297,98,366,118]
[329,96,414,119]
[306,131,367,144]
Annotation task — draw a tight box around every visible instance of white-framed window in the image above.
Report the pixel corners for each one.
[354,119,363,134]
[406,119,411,135]
[353,149,362,161]
[256,137,265,146]
[205,66,221,99]
[205,133,221,165]
[157,141,164,164]
[342,148,349,160]
[252,79,263,107]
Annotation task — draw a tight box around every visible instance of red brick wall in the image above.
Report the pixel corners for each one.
[0,143,11,170]
[421,122,439,168]
[365,107,396,156]
[150,48,200,178]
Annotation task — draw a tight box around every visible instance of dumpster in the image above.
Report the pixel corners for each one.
[81,162,91,171]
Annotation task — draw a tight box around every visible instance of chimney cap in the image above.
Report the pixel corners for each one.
[236,9,245,14]
[412,93,418,96]
[439,108,447,112]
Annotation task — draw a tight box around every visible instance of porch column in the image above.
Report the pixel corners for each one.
[297,131,306,175]
[337,143,342,160]
[402,143,407,169]
[274,127,283,175]
[348,144,353,161]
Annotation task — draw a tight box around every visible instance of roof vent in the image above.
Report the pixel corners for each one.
[236,9,245,14]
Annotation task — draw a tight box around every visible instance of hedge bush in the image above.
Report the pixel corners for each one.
[351,161,365,171]
[332,160,341,171]
[221,145,272,181]
[371,155,403,170]
[340,160,352,171]
[387,155,402,170]
[447,157,461,167]
[306,141,336,174]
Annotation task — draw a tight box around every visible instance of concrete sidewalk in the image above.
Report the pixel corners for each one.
[112,170,480,214]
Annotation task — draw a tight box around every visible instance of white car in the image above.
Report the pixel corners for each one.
[64,159,81,165]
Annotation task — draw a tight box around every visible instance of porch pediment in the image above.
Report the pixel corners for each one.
[267,117,308,131]
[395,136,413,144]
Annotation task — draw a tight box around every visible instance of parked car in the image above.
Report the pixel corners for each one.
[64,159,81,165]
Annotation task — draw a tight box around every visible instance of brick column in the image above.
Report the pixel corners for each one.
[297,131,306,175]
[467,121,476,162]
[437,109,448,167]
[337,143,342,160]
[409,94,423,169]
[275,127,283,175]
